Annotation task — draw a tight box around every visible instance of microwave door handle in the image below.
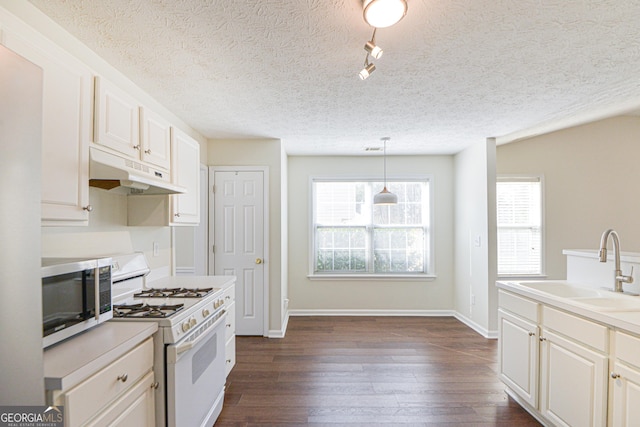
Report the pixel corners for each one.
[94,269,100,321]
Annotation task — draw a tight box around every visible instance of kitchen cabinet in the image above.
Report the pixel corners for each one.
[94,76,140,160]
[127,127,200,226]
[170,128,200,225]
[1,25,92,225]
[223,283,237,376]
[139,106,171,171]
[498,295,539,408]
[44,322,157,427]
[95,77,173,174]
[611,331,640,426]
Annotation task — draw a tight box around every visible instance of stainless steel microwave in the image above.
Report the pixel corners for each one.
[41,257,112,348]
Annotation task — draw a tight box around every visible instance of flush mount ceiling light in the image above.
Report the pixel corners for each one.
[373,137,398,205]
[363,0,408,28]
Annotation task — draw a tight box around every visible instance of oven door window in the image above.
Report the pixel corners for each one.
[42,269,95,337]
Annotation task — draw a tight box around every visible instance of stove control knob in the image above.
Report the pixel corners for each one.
[182,322,191,333]
[202,308,210,317]
[190,318,197,327]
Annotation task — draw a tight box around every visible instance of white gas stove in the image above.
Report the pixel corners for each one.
[109,252,234,427]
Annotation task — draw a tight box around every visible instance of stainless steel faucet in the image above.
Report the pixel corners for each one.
[599,229,634,292]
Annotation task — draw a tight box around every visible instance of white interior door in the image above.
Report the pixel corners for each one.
[211,169,266,336]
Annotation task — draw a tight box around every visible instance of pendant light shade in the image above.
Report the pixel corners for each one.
[363,0,408,28]
[374,137,397,205]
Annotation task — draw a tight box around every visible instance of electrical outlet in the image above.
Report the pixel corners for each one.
[153,242,159,257]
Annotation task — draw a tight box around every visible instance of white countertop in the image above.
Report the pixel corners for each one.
[497,280,640,336]
[147,275,236,290]
[43,321,157,392]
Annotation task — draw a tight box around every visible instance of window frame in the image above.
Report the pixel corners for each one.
[496,174,546,279]
[308,175,436,281]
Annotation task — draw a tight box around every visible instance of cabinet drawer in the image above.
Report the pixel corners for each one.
[498,290,539,322]
[542,306,608,352]
[615,331,640,369]
[65,338,153,426]
[225,336,236,377]
[225,302,236,341]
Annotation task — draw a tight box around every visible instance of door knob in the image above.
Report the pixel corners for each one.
[256,258,263,264]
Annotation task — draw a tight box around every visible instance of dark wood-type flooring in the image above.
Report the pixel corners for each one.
[215,316,541,426]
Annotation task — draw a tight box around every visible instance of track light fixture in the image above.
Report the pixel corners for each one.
[364,28,383,59]
[359,58,376,80]
[357,1,407,79]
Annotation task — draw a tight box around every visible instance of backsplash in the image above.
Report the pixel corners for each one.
[564,249,640,294]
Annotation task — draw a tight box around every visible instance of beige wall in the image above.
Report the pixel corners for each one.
[208,138,285,335]
[497,115,640,280]
[287,155,454,312]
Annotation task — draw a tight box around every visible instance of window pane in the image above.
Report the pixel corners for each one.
[315,226,367,273]
[315,182,367,225]
[313,180,430,275]
[496,178,542,275]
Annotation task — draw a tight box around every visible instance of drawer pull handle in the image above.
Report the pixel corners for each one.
[145,149,152,154]
[151,382,160,389]
[539,337,547,342]
[611,372,621,379]
[226,359,231,364]
[83,205,93,212]
[225,296,231,300]
[117,374,128,383]
[528,332,535,337]
[226,324,231,328]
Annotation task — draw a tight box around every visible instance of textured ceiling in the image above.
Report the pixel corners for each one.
[28,0,640,155]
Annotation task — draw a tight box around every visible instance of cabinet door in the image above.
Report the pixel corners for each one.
[87,371,155,427]
[611,362,640,427]
[540,329,608,427]
[170,128,200,225]
[498,309,539,408]
[140,107,171,171]
[2,29,91,224]
[94,76,140,158]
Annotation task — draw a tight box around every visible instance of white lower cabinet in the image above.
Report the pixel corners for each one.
[498,289,611,427]
[223,284,237,377]
[539,329,608,427]
[50,337,156,427]
[611,331,640,426]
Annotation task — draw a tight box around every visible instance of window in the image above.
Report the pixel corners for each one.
[312,179,431,276]
[496,176,543,276]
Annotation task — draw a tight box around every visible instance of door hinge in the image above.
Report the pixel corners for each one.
[211,185,215,194]
[212,245,215,254]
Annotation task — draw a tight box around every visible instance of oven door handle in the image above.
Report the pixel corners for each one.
[168,310,227,362]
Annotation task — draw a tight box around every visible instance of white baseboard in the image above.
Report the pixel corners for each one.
[453,312,498,339]
[288,309,455,317]
[267,310,290,338]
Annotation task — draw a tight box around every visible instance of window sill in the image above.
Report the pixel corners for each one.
[308,274,437,282]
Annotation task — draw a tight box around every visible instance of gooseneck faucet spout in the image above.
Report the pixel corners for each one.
[599,229,634,292]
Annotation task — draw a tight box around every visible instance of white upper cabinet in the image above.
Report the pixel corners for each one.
[171,128,200,225]
[94,76,140,160]
[1,25,93,225]
[140,107,171,171]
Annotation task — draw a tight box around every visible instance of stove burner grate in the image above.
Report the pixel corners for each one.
[133,287,214,298]
[113,303,184,318]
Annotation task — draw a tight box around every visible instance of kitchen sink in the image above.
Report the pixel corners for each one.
[513,281,606,298]
[509,280,640,312]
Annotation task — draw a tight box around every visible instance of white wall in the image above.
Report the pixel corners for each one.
[208,138,286,335]
[497,115,640,280]
[453,139,497,336]
[287,155,454,312]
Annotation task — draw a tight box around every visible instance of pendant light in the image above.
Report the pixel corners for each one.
[373,137,398,205]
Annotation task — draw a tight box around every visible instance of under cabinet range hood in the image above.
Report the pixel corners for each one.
[89,145,186,195]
